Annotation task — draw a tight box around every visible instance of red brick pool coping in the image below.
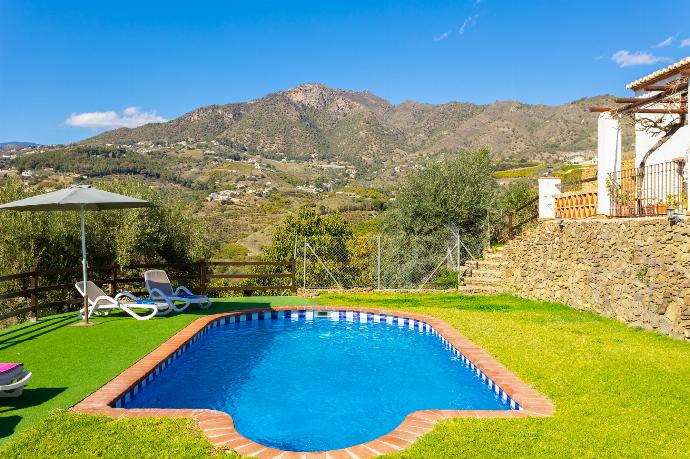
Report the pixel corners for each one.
[72,306,554,458]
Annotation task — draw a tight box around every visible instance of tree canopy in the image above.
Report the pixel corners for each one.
[382,148,496,243]
[0,177,214,275]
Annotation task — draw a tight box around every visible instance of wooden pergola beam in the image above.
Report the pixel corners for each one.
[590,107,687,114]
[616,85,687,114]
[593,76,688,114]
[616,97,688,104]
[636,108,687,114]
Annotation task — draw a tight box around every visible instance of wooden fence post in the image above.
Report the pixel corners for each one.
[110,263,118,296]
[507,212,514,240]
[199,261,207,296]
[29,267,37,322]
[290,260,297,293]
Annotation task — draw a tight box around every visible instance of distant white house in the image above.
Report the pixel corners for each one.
[20,170,33,178]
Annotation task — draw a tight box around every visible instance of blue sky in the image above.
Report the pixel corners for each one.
[1,0,689,144]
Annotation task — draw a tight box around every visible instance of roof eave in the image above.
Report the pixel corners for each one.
[626,57,690,90]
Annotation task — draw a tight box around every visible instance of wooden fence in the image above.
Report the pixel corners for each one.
[506,195,538,240]
[0,260,296,323]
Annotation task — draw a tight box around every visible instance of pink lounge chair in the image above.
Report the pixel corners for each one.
[0,363,32,397]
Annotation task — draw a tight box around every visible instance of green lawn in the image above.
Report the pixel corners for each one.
[1,293,689,458]
[0,296,308,449]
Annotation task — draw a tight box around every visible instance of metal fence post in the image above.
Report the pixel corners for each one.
[290,260,297,293]
[303,237,307,289]
[456,232,461,291]
[29,267,37,322]
[377,234,381,290]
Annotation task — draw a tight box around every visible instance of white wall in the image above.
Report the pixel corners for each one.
[642,125,690,166]
[538,177,561,219]
[597,113,622,216]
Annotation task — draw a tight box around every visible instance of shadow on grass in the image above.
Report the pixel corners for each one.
[0,315,77,351]
[0,415,20,439]
[0,387,66,439]
[0,387,66,414]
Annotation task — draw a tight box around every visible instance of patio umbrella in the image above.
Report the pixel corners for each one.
[0,185,154,324]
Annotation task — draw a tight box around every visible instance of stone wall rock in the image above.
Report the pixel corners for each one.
[502,217,690,340]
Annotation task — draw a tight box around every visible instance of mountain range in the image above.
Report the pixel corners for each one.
[84,83,615,166]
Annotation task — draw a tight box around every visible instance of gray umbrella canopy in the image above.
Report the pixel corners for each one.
[0,184,151,211]
[0,185,154,323]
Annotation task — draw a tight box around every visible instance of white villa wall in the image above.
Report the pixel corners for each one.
[597,113,622,216]
[634,113,685,166]
[640,125,690,166]
[537,177,561,219]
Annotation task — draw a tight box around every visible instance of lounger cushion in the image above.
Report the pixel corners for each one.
[135,299,156,304]
[175,293,207,300]
[0,363,24,385]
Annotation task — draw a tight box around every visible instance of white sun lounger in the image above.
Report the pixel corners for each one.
[75,281,170,320]
[144,269,211,313]
[0,363,32,398]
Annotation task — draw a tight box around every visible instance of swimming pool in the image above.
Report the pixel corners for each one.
[121,310,514,451]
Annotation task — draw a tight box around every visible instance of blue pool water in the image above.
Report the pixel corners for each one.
[125,313,509,451]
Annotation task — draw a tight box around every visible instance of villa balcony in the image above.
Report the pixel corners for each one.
[608,160,686,218]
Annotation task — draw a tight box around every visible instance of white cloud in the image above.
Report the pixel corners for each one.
[433,31,450,41]
[680,38,690,48]
[611,50,671,67]
[652,35,675,48]
[64,107,167,130]
[459,14,479,35]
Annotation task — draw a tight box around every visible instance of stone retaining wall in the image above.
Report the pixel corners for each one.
[502,218,690,340]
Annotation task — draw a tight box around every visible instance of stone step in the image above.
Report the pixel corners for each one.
[457,285,503,295]
[483,252,506,260]
[463,278,502,287]
[476,260,506,269]
[469,269,502,278]
[465,258,507,267]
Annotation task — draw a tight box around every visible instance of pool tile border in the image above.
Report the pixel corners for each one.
[73,306,554,458]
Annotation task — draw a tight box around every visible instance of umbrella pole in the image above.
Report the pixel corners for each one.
[80,205,89,324]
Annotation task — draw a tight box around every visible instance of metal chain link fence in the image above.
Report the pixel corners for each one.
[294,230,483,290]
